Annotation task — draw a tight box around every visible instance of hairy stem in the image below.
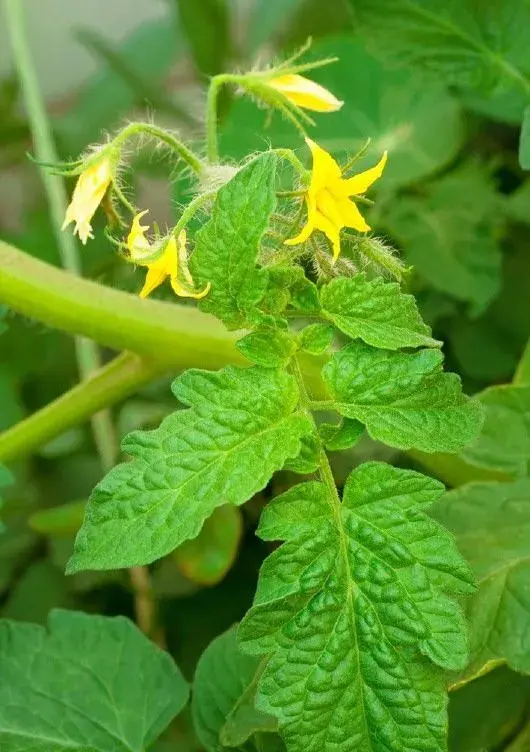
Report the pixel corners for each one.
[113,122,203,175]
[3,0,117,469]
[206,74,230,163]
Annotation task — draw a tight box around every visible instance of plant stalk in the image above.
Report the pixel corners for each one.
[3,0,116,469]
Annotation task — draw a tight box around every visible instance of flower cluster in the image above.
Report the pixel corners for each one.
[60,45,387,298]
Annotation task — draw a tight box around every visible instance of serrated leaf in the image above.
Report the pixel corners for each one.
[299,323,335,355]
[460,384,530,478]
[432,479,530,680]
[319,417,365,451]
[237,329,297,367]
[289,278,320,313]
[174,505,243,586]
[192,626,277,752]
[283,434,321,474]
[222,38,463,189]
[519,105,530,170]
[321,274,439,350]
[386,161,502,312]
[322,341,483,453]
[239,462,475,752]
[191,155,277,329]
[0,609,188,751]
[349,0,530,92]
[67,366,310,572]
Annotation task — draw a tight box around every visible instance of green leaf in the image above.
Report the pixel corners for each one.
[174,505,243,586]
[519,105,530,170]
[29,499,87,537]
[319,417,365,451]
[432,479,530,679]
[0,609,189,751]
[176,0,231,77]
[191,155,277,329]
[299,323,335,355]
[237,329,297,367]
[349,0,530,92]
[460,384,530,478]
[320,274,439,350]
[222,38,463,189]
[67,365,310,572]
[283,434,321,474]
[386,161,502,312]
[0,465,12,528]
[323,342,483,453]
[192,626,277,752]
[290,278,320,314]
[448,666,530,752]
[2,560,73,624]
[239,462,475,752]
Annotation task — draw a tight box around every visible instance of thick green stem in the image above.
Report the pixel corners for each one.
[0,354,164,464]
[0,240,242,369]
[3,0,116,470]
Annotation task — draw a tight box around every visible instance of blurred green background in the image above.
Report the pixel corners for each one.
[1,0,529,749]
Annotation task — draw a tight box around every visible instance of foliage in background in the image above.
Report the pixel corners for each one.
[0,0,530,750]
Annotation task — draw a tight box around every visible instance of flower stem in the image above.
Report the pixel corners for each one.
[4,0,117,471]
[206,74,231,163]
[113,122,203,175]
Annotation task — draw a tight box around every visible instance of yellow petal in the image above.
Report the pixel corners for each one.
[139,266,168,298]
[268,74,343,113]
[171,278,211,299]
[337,198,371,233]
[342,151,388,196]
[284,196,317,246]
[62,156,113,245]
[127,210,151,256]
[306,138,342,190]
[312,210,342,261]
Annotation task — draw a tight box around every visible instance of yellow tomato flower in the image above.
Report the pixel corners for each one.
[267,74,343,113]
[62,156,113,244]
[127,211,210,300]
[285,138,387,261]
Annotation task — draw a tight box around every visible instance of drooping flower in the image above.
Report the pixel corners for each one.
[62,155,113,244]
[126,211,210,300]
[285,138,387,261]
[267,74,343,113]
